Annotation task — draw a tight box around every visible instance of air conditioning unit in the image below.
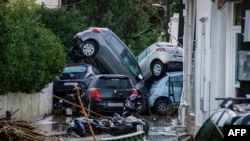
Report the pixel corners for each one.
[238,51,250,81]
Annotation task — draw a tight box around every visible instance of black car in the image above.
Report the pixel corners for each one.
[178,98,250,141]
[82,74,139,117]
[69,27,149,113]
[53,63,101,105]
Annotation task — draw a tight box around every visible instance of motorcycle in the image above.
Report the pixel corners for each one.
[66,94,149,137]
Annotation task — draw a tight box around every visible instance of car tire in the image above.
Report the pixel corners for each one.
[150,61,165,79]
[154,98,169,116]
[80,40,99,57]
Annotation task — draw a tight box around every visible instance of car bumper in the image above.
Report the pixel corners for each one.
[90,99,124,115]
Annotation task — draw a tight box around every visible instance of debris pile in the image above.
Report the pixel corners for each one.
[0,110,61,141]
[0,119,61,141]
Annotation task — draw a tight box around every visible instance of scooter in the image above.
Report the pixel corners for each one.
[66,94,149,137]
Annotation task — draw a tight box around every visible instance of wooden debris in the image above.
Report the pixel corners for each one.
[0,118,61,141]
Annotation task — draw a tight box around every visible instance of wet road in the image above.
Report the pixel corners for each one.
[31,115,179,141]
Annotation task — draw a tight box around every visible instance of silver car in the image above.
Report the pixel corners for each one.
[69,27,149,113]
[136,42,183,81]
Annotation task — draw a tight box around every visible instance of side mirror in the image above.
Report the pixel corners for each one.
[178,134,194,141]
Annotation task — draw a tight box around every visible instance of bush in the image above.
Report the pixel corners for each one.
[0,1,66,94]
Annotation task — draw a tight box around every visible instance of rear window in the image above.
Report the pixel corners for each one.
[64,66,87,73]
[61,66,87,79]
[96,78,132,89]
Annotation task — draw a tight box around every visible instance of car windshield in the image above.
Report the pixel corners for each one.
[61,66,87,79]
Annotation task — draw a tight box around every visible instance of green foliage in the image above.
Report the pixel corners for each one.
[0,1,66,94]
[36,6,87,60]
[38,0,162,57]
[170,0,180,16]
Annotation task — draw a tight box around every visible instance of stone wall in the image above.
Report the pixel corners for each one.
[0,83,53,122]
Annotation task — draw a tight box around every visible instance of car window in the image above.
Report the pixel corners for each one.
[61,66,87,79]
[137,48,148,63]
[110,35,125,54]
[123,50,141,76]
[64,66,87,73]
[96,78,132,89]
[169,74,183,87]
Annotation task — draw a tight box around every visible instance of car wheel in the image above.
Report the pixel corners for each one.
[80,41,99,57]
[154,98,169,116]
[150,61,165,79]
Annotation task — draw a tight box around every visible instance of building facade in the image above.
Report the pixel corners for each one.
[180,0,247,134]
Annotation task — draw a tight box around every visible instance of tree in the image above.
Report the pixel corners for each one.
[0,0,66,94]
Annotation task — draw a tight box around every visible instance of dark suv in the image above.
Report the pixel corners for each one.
[82,74,139,116]
[69,27,149,113]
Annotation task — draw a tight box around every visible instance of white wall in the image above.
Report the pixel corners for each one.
[0,83,53,122]
[36,0,61,8]
[169,13,180,46]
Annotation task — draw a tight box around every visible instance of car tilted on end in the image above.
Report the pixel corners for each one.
[81,74,139,117]
[69,27,149,113]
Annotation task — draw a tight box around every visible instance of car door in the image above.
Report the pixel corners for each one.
[167,73,183,103]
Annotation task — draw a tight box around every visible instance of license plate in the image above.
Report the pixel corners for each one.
[136,124,143,131]
[64,82,78,86]
[107,102,123,107]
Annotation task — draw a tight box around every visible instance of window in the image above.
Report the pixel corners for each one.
[137,49,148,63]
[123,50,141,76]
[110,35,125,54]
[233,3,242,26]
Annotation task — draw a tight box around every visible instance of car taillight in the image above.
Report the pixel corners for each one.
[91,28,101,33]
[156,47,166,52]
[91,88,100,98]
[131,89,138,95]
[85,67,93,78]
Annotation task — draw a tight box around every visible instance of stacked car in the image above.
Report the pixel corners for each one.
[57,26,183,117]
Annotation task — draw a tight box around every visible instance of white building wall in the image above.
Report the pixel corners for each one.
[36,0,61,8]
[195,0,212,130]
[193,0,236,132]
[169,13,180,46]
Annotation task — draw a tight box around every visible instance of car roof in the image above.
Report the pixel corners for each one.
[76,27,112,37]
[154,42,179,47]
[165,71,183,76]
[94,74,130,79]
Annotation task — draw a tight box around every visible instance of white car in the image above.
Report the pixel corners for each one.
[136,42,183,81]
